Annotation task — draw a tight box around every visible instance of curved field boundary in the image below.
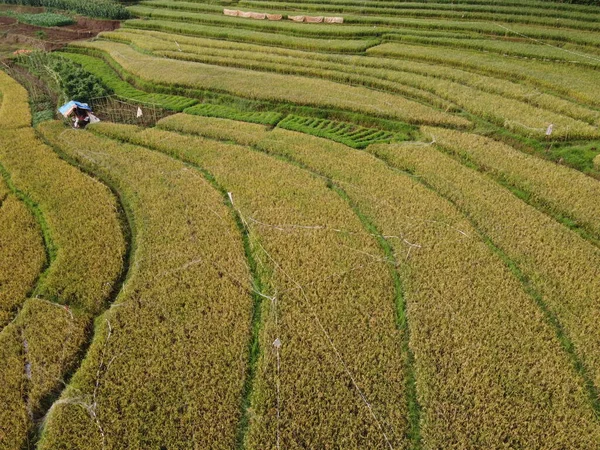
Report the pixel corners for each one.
[144,47,598,139]
[367,43,600,108]
[123,19,379,53]
[0,71,126,448]
[57,52,198,111]
[133,113,600,447]
[68,40,471,128]
[102,28,600,112]
[98,29,600,138]
[421,128,600,242]
[368,141,600,402]
[87,121,412,449]
[37,121,255,449]
[0,181,46,330]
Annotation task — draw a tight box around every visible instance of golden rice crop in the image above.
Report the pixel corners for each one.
[368,140,600,394]
[149,48,599,138]
[120,115,600,448]
[0,72,126,448]
[70,41,471,127]
[0,70,31,128]
[37,120,255,449]
[367,43,600,108]
[123,19,378,53]
[158,113,271,146]
[0,128,125,313]
[0,299,89,448]
[101,29,600,128]
[0,188,46,329]
[594,153,600,170]
[421,127,600,239]
[87,121,411,449]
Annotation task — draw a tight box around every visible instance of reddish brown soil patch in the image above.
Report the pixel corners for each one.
[0,10,120,53]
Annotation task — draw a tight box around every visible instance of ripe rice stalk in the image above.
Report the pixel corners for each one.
[122,19,379,53]
[368,140,600,398]
[0,183,46,329]
[43,120,410,449]
[0,71,126,448]
[367,43,600,107]
[69,41,471,127]
[153,114,600,448]
[421,128,600,239]
[37,120,255,449]
[101,30,600,126]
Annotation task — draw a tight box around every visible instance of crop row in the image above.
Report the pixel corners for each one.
[277,114,398,148]
[421,128,600,240]
[37,120,256,449]
[240,0,599,11]
[122,19,379,53]
[49,120,411,449]
[0,71,126,448]
[237,0,600,30]
[369,138,600,392]
[383,34,600,68]
[152,113,600,448]
[105,28,600,115]
[100,32,598,139]
[341,14,600,48]
[185,103,283,125]
[367,42,600,107]
[238,0,600,19]
[595,153,600,170]
[103,29,600,122]
[69,40,470,127]
[57,52,198,111]
[0,178,45,329]
[127,6,378,38]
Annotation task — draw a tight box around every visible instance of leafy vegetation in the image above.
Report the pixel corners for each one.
[278,114,400,148]
[0,10,74,27]
[0,0,129,19]
[57,52,197,110]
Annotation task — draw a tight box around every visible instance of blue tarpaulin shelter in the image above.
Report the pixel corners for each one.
[58,100,92,117]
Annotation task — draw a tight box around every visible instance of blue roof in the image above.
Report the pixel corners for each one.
[58,100,92,116]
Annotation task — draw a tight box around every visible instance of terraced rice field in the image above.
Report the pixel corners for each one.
[1,0,600,448]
